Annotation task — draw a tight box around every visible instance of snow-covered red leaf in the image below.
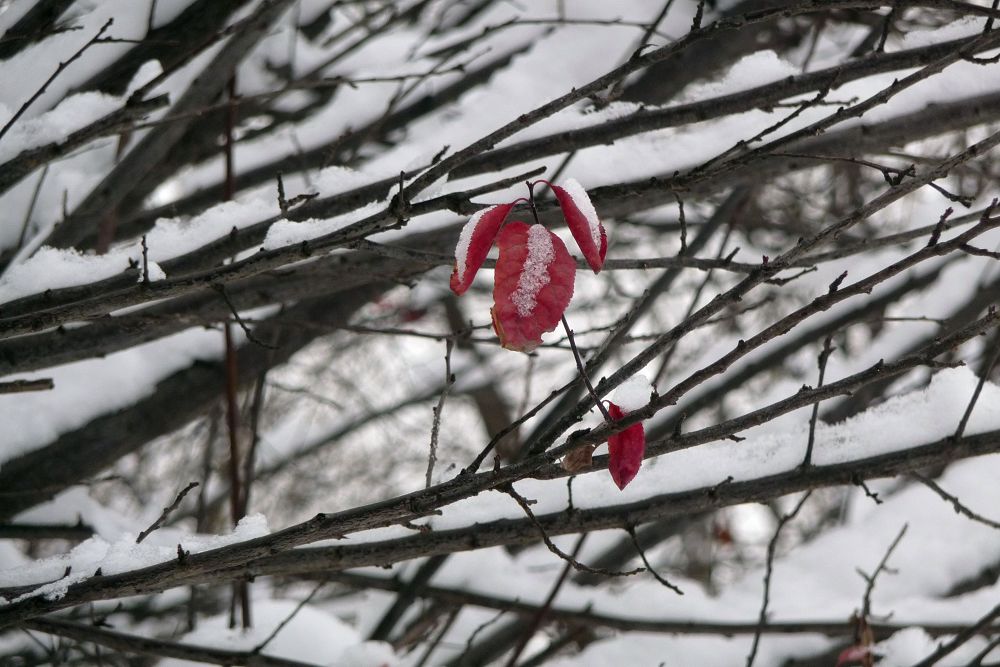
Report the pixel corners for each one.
[450,203,516,295]
[549,178,607,273]
[607,401,645,490]
[490,222,575,352]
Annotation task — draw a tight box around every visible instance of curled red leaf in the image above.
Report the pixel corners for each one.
[490,222,575,352]
[549,178,607,273]
[450,203,517,295]
[607,402,645,490]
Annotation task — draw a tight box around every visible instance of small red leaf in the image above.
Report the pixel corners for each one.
[490,222,575,352]
[835,645,872,667]
[450,203,517,295]
[607,402,645,490]
[549,178,607,273]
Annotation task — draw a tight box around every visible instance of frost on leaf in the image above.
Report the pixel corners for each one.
[450,203,516,295]
[491,222,575,352]
[550,178,607,273]
[607,402,646,490]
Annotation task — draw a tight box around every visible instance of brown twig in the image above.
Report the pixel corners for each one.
[626,525,684,594]
[0,19,113,142]
[426,339,454,488]
[504,534,587,667]
[746,491,812,667]
[858,524,908,621]
[910,602,1000,667]
[0,378,54,394]
[560,315,614,423]
[802,336,835,467]
[500,483,642,579]
[955,322,1000,439]
[912,474,1000,530]
[252,581,326,654]
[135,482,199,544]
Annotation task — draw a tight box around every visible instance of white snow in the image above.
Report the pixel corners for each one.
[159,598,396,666]
[0,326,228,464]
[2,4,1000,665]
[0,190,284,305]
[561,177,602,250]
[511,224,554,317]
[872,627,996,666]
[0,246,135,304]
[0,514,269,603]
[677,50,800,103]
[454,205,496,284]
[0,92,122,164]
[125,59,163,96]
[611,374,652,412]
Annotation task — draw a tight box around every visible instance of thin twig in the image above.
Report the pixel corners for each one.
[505,534,587,667]
[802,336,835,467]
[0,19,114,142]
[15,165,48,252]
[413,607,460,667]
[140,235,151,286]
[910,602,1000,667]
[626,525,684,594]
[135,482,199,544]
[0,378,54,394]
[561,315,614,422]
[912,474,1000,530]
[426,340,454,488]
[853,475,884,504]
[955,328,1000,439]
[746,491,812,667]
[214,284,278,350]
[462,609,505,657]
[875,0,899,52]
[674,192,687,254]
[500,483,642,578]
[858,524,908,621]
[252,580,326,654]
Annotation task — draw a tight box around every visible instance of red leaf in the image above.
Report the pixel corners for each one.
[450,203,516,295]
[490,222,575,352]
[607,402,645,490]
[549,178,607,273]
[835,645,872,667]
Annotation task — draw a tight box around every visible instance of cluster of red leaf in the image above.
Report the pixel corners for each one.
[450,180,651,490]
[449,179,606,352]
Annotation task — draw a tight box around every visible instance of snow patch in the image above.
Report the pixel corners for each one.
[0,92,121,164]
[678,50,799,102]
[0,247,134,304]
[455,206,493,284]
[158,598,397,666]
[512,224,553,316]
[137,260,166,283]
[126,59,163,96]
[562,178,601,249]
[0,514,269,603]
[612,374,652,412]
